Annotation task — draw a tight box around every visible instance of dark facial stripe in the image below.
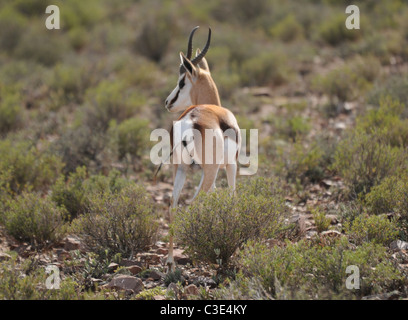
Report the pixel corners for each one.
[169,89,180,106]
[178,75,185,89]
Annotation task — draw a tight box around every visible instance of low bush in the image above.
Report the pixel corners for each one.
[0,5,27,53]
[269,14,304,42]
[240,51,291,87]
[368,75,408,111]
[312,56,381,103]
[278,138,326,184]
[344,214,398,246]
[234,237,404,299]
[0,256,107,300]
[0,139,64,194]
[76,185,158,257]
[47,64,87,105]
[173,177,289,266]
[4,193,68,247]
[332,98,408,195]
[312,208,332,233]
[332,128,407,196]
[0,84,24,135]
[14,27,67,67]
[82,80,145,131]
[365,173,408,217]
[134,8,178,62]
[357,97,408,148]
[51,167,88,219]
[58,0,105,29]
[108,118,151,166]
[53,125,107,174]
[317,13,361,46]
[52,167,130,220]
[365,173,408,241]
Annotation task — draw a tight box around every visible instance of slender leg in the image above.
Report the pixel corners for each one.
[185,170,204,204]
[225,162,237,192]
[166,165,187,272]
[200,164,220,193]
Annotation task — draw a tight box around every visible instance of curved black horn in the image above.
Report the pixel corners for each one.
[187,26,199,59]
[191,28,211,66]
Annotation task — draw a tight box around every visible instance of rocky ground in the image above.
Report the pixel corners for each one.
[1,78,408,299]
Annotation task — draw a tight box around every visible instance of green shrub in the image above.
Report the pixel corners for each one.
[213,273,272,300]
[278,138,326,184]
[0,256,106,300]
[365,173,408,217]
[53,125,108,174]
[0,139,64,194]
[51,167,88,219]
[173,177,289,266]
[344,214,398,246]
[318,13,361,46]
[47,64,86,104]
[76,185,159,257]
[108,118,151,163]
[332,128,407,195]
[312,208,332,233]
[134,9,178,62]
[312,56,381,103]
[270,14,304,42]
[240,51,291,87]
[58,0,105,29]
[83,80,145,131]
[52,167,130,219]
[4,193,68,246]
[229,0,271,22]
[333,98,408,195]
[365,173,408,240]
[0,84,24,134]
[235,238,404,299]
[13,0,51,16]
[14,27,66,67]
[136,287,167,300]
[0,5,27,53]
[368,75,408,110]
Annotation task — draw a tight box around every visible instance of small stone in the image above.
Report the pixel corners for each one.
[108,262,119,271]
[153,295,166,300]
[320,230,342,238]
[0,252,11,262]
[185,284,199,296]
[127,265,142,275]
[172,249,191,265]
[149,270,165,281]
[64,236,80,251]
[156,248,168,255]
[390,240,408,251]
[144,253,161,264]
[107,275,144,294]
[121,259,141,267]
[167,282,180,296]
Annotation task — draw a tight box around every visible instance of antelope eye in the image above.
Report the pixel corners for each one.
[178,76,185,89]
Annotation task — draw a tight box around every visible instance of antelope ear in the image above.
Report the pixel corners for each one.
[180,52,197,77]
[195,48,210,72]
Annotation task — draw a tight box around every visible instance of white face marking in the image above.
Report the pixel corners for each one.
[165,74,193,113]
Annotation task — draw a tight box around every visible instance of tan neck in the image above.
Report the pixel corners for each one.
[191,75,221,106]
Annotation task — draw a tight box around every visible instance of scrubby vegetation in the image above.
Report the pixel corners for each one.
[0,0,407,301]
[174,178,289,266]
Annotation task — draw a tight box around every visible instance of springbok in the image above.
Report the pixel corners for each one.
[164,26,241,271]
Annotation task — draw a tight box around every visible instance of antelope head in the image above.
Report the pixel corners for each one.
[165,26,221,113]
